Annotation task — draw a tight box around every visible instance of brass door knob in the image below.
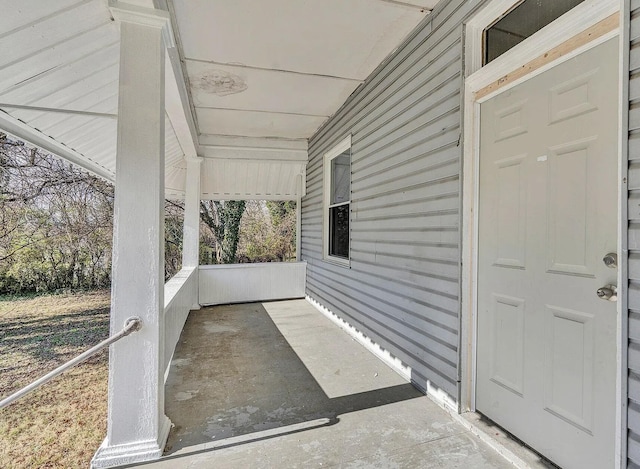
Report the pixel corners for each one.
[596,285,617,302]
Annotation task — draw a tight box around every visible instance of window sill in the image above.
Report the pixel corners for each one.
[324,255,350,268]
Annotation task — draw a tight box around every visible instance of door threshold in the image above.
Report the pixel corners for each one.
[454,411,558,469]
[424,391,558,468]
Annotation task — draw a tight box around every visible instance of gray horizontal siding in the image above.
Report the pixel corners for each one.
[630,0,640,466]
[302,0,484,400]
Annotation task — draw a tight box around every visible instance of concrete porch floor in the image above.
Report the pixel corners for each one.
[130,299,532,468]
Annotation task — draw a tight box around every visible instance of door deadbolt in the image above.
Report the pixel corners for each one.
[596,284,617,302]
[603,252,618,269]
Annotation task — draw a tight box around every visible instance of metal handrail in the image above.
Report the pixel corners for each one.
[0,316,142,409]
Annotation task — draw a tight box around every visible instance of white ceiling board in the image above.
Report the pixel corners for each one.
[165,164,187,199]
[21,90,119,129]
[0,23,118,95]
[1,0,442,198]
[5,87,119,133]
[0,107,115,181]
[2,107,116,175]
[5,65,119,114]
[165,114,186,168]
[379,0,441,8]
[0,1,111,69]
[0,1,186,190]
[172,0,428,79]
[44,114,107,140]
[0,0,82,33]
[61,118,113,144]
[8,98,115,131]
[70,123,117,157]
[187,60,359,117]
[196,108,328,139]
[0,46,120,106]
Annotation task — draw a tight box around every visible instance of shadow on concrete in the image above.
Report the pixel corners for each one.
[159,302,423,458]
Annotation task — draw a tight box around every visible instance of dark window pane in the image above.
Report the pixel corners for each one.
[331,150,351,205]
[329,204,349,259]
[484,0,585,64]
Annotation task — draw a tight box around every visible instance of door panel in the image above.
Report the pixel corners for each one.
[544,305,595,433]
[476,38,618,469]
[546,138,597,276]
[491,294,525,395]
[494,155,527,268]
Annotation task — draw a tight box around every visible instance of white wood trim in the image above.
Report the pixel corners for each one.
[460,8,623,469]
[616,3,630,466]
[165,47,200,159]
[201,193,301,202]
[323,135,352,266]
[109,1,175,48]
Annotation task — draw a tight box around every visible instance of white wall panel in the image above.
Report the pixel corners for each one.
[199,262,306,306]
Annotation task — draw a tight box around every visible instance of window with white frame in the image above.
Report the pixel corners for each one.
[323,136,351,263]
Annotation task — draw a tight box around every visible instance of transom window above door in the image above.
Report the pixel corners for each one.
[484,0,586,64]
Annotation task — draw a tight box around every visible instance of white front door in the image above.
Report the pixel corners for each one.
[476,37,618,469]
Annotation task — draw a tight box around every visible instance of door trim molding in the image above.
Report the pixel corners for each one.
[460,0,624,467]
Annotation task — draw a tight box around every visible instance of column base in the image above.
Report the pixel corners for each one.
[91,415,171,468]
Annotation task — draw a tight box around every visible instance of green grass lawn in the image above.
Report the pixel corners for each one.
[0,291,110,468]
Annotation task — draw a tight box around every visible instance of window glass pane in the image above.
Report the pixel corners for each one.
[329,204,349,259]
[331,150,351,205]
[484,0,585,64]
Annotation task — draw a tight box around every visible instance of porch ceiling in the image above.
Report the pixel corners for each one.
[0,0,439,199]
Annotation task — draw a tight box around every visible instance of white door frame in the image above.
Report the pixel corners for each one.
[460,0,625,466]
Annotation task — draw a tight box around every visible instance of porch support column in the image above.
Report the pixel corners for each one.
[182,157,202,308]
[296,172,303,261]
[91,4,174,468]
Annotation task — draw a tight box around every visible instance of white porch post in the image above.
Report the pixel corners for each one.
[182,157,202,269]
[182,157,202,309]
[296,172,303,261]
[92,5,173,468]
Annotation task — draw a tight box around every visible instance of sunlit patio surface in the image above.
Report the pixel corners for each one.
[129,299,519,468]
